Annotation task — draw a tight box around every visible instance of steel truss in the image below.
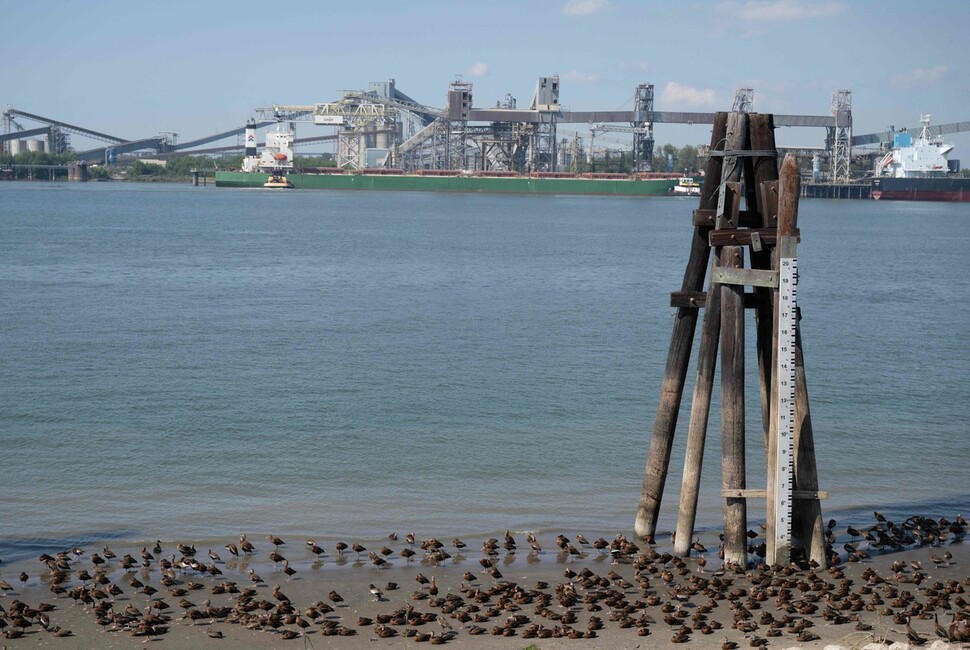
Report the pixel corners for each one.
[829,90,852,183]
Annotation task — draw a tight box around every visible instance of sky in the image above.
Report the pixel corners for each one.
[3,0,969,155]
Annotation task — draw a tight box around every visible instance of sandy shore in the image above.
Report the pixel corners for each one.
[2,519,968,649]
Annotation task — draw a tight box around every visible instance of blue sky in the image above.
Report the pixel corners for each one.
[3,0,969,154]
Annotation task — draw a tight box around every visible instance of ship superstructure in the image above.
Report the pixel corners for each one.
[871,115,969,201]
[241,117,294,174]
[875,115,955,178]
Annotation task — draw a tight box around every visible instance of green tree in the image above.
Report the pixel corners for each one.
[127,160,168,177]
[677,145,698,173]
[658,144,677,172]
[88,165,110,180]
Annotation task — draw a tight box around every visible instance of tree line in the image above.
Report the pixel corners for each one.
[581,144,700,174]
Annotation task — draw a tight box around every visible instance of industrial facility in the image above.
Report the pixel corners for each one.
[4,76,970,187]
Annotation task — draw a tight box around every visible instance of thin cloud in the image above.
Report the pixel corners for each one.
[890,65,948,88]
[562,0,609,16]
[617,60,654,75]
[717,0,846,22]
[560,70,600,83]
[466,63,488,77]
[660,82,717,108]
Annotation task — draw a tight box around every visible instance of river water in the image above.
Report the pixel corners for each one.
[1,181,967,556]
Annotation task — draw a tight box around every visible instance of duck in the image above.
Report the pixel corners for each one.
[906,616,928,646]
[268,550,286,565]
[671,629,690,643]
[239,535,255,554]
[271,585,290,604]
[369,553,387,569]
[369,584,383,601]
[374,623,397,638]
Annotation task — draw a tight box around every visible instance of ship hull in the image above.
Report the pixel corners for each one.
[215,171,678,196]
[871,176,970,202]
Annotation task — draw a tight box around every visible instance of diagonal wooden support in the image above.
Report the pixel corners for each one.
[634,113,728,540]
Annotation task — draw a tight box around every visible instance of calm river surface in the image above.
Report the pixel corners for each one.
[1,181,967,554]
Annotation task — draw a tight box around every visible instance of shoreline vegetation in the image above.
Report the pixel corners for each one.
[0,143,709,184]
[2,511,967,648]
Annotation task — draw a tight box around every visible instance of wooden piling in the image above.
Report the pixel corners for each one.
[746,114,780,451]
[777,157,826,565]
[634,113,728,540]
[672,112,744,555]
[719,180,747,566]
[673,203,731,557]
[639,115,825,570]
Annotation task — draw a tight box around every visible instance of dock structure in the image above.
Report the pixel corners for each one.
[801,182,871,199]
[634,112,826,568]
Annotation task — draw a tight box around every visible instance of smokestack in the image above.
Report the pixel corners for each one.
[245,118,257,157]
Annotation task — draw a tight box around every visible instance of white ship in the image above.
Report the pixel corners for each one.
[241,118,295,176]
[875,115,953,179]
[871,115,968,201]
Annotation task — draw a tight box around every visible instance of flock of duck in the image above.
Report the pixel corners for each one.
[0,511,968,646]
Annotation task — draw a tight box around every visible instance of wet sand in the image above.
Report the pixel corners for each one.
[1,522,968,649]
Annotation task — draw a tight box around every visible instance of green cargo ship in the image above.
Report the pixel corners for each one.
[214,170,683,197]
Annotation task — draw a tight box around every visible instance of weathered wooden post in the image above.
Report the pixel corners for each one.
[719,195,747,567]
[713,112,750,566]
[634,113,728,540]
[671,112,745,556]
[773,154,825,565]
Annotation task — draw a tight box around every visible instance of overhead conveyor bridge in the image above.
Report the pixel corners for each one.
[0,127,50,143]
[3,107,129,144]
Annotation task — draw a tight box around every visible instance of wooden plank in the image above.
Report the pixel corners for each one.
[708,228,798,247]
[721,489,829,500]
[634,112,728,540]
[712,267,778,288]
[692,208,762,228]
[670,291,766,309]
[669,291,707,308]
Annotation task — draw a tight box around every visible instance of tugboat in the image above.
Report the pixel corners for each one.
[263,174,294,189]
[871,115,969,201]
[670,176,702,197]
